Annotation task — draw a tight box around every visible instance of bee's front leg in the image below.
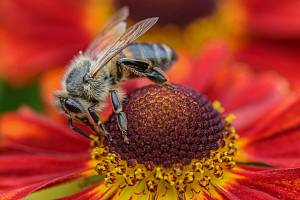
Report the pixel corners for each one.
[76,116,97,133]
[88,106,112,142]
[110,89,129,144]
[68,118,93,140]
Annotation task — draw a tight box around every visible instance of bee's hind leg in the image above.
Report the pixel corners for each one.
[146,67,175,89]
[117,58,174,88]
[88,106,113,142]
[117,58,151,74]
[110,89,129,144]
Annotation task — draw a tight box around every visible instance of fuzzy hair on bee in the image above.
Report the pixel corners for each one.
[54,7,177,143]
[64,54,112,103]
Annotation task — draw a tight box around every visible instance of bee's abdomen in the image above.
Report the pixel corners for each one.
[121,43,177,71]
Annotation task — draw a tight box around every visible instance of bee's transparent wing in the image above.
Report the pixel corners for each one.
[89,17,158,77]
[84,6,129,59]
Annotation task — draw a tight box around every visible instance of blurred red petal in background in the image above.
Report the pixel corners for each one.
[241,0,300,39]
[0,0,111,86]
[237,40,300,88]
[234,0,300,88]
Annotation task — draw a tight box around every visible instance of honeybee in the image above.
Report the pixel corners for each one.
[55,7,177,143]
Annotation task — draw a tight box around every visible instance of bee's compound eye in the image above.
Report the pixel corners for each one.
[64,99,82,113]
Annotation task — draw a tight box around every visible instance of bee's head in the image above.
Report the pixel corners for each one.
[54,92,84,115]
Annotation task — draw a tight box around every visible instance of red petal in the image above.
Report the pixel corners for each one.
[217,184,280,200]
[243,127,300,167]
[237,40,300,88]
[242,96,300,139]
[238,97,300,167]
[0,169,92,200]
[205,63,288,131]
[186,42,231,91]
[227,74,287,131]
[225,168,300,200]
[0,107,89,153]
[0,154,90,191]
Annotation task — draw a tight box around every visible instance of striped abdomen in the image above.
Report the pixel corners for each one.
[120,43,177,72]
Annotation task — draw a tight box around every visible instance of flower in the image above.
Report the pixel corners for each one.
[1,43,300,199]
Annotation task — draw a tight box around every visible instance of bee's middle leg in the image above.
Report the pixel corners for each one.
[88,106,112,141]
[110,89,129,144]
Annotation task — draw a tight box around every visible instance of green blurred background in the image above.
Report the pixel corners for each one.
[0,80,43,113]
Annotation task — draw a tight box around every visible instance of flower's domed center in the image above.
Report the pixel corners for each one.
[92,84,238,194]
[106,84,225,168]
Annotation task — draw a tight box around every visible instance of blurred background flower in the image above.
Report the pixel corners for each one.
[1,0,299,114]
[234,0,300,88]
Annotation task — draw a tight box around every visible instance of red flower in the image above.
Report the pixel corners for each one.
[1,43,300,199]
